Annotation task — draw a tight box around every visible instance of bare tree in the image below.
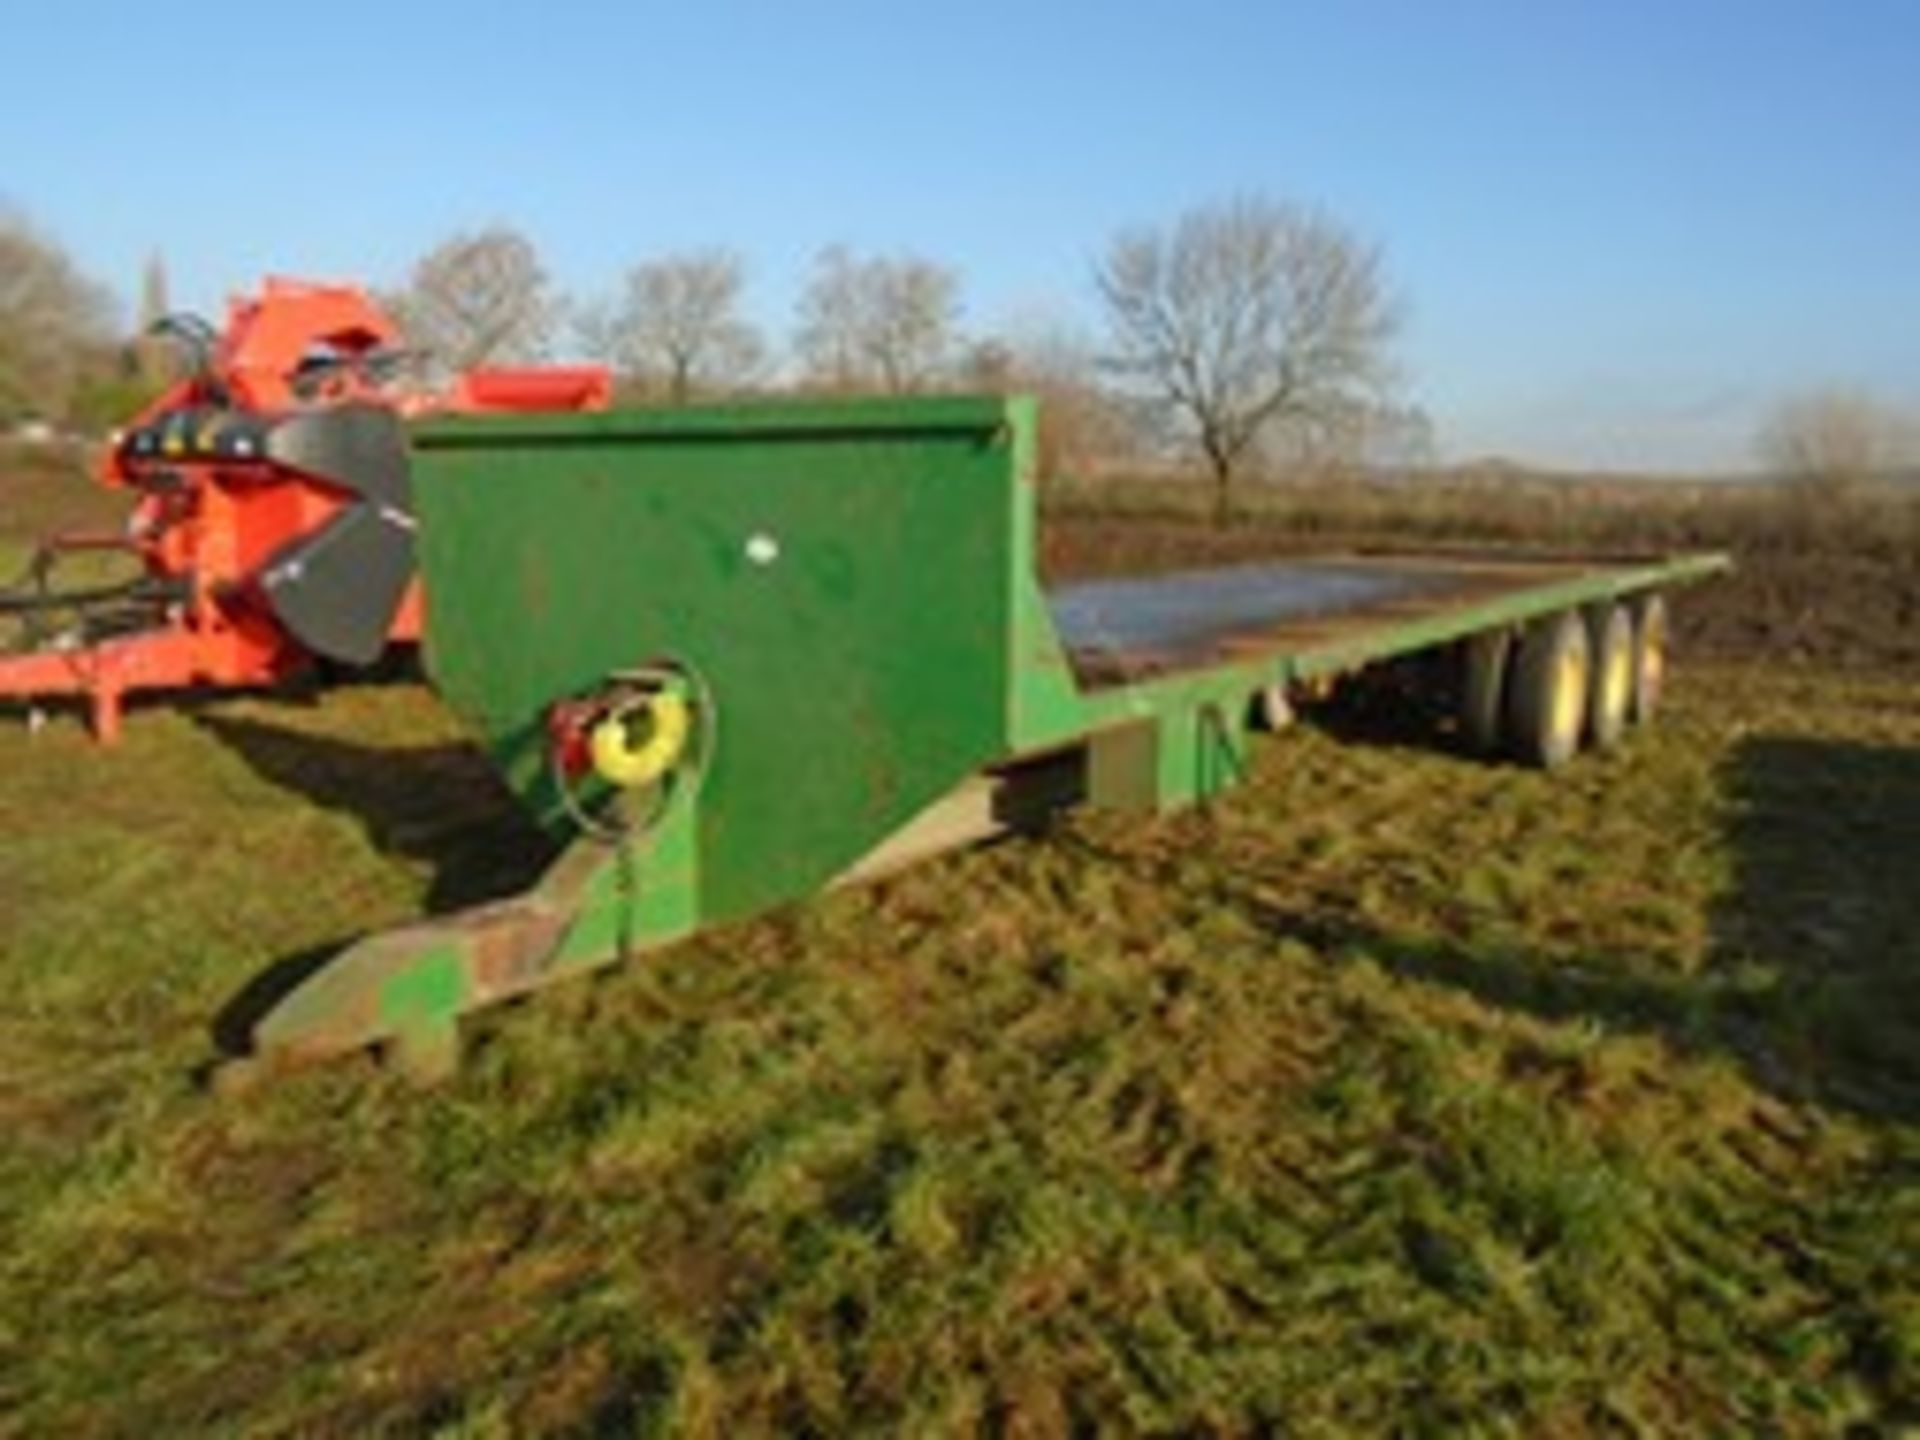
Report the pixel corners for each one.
[794,246,961,393]
[388,226,557,373]
[1096,195,1400,523]
[577,250,763,402]
[134,249,174,386]
[0,211,115,424]
[1758,389,1907,494]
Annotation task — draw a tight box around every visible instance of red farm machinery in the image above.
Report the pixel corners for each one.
[0,278,610,741]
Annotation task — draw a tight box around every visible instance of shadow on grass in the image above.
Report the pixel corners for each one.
[1707,736,1920,1122]
[1091,733,1920,1128]
[196,711,558,913]
[198,711,562,1058]
[1378,736,1913,1124]
[207,941,341,1057]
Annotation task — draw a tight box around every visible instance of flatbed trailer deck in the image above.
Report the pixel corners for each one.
[1050,552,1724,686]
[215,395,1728,1085]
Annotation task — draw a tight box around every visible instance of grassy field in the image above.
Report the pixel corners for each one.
[2,453,1918,1435]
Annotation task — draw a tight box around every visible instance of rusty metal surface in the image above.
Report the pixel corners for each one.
[1048,555,1590,683]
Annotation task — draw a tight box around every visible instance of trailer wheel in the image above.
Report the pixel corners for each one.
[1630,593,1669,726]
[1585,603,1634,749]
[1507,610,1591,769]
[1459,628,1512,755]
[1251,681,1294,732]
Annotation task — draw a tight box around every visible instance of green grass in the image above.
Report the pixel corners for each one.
[0,441,125,537]
[2,659,1916,1436]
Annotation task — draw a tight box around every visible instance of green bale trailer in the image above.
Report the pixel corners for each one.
[220,395,1726,1085]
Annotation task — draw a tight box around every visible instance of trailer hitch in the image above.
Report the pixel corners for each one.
[214,661,713,1088]
[545,664,708,839]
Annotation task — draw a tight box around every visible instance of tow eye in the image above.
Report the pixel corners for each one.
[589,686,691,788]
[546,662,708,838]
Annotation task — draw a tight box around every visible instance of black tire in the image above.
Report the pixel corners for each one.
[1460,628,1512,755]
[1585,603,1634,750]
[1630,593,1669,726]
[1507,610,1591,770]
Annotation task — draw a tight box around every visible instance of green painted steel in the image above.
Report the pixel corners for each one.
[220,395,1729,1083]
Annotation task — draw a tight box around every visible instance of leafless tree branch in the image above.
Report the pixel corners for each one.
[577,250,764,403]
[794,247,961,394]
[1097,196,1400,522]
[0,210,116,423]
[388,226,556,374]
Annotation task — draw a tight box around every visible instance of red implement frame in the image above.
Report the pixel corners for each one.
[1,278,611,741]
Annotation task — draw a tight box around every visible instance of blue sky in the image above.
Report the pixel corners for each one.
[3,0,1916,471]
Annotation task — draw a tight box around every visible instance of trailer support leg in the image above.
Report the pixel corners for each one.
[92,681,123,746]
[389,1017,462,1085]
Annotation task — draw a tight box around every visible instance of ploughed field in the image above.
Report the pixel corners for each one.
[2,453,1916,1435]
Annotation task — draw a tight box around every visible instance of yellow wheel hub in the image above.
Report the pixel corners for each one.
[1550,645,1587,746]
[1603,643,1631,720]
[590,690,691,789]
